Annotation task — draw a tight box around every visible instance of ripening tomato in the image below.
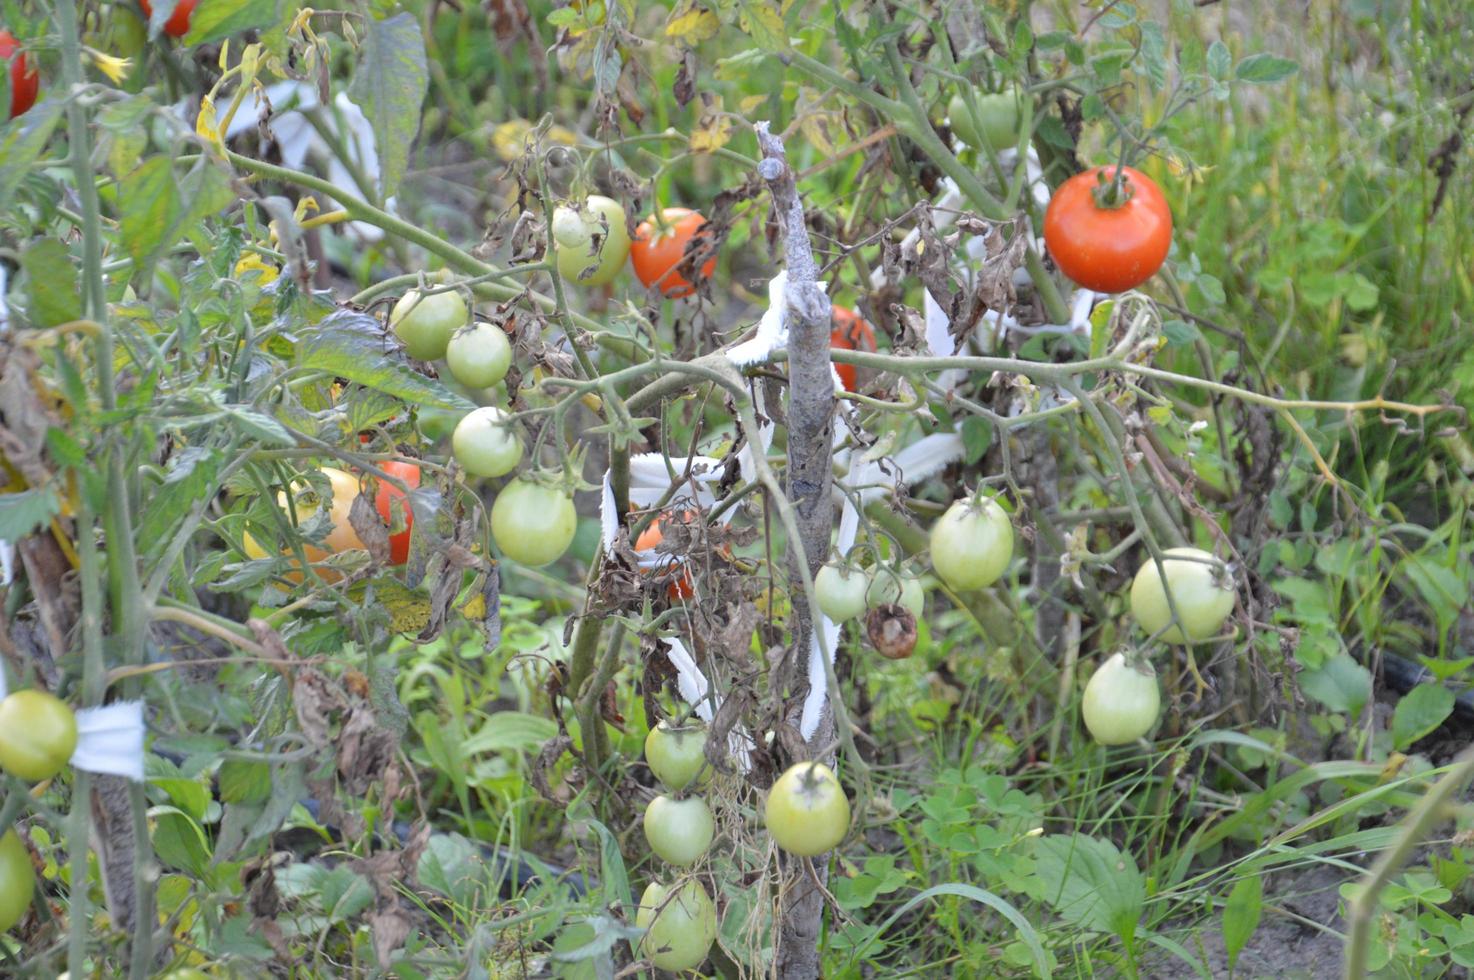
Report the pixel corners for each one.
[1129,547,1235,644]
[0,829,34,934]
[630,208,716,298]
[452,406,523,479]
[635,879,717,972]
[1043,165,1172,294]
[445,322,512,389]
[642,794,714,867]
[0,31,39,119]
[490,479,576,567]
[765,761,850,857]
[553,195,632,287]
[814,564,868,622]
[391,286,468,361]
[634,512,695,601]
[139,0,197,38]
[830,306,876,392]
[242,467,366,580]
[644,721,709,791]
[372,460,421,566]
[1081,652,1160,745]
[0,690,78,782]
[929,496,1013,591]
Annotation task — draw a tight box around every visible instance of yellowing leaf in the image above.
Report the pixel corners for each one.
[690,106,734,153]
[738,1,788,51]
[665,3,719,44]
[196,95,226,156]
[739,94,766,114]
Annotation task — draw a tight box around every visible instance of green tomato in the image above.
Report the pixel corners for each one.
[0,829,34,934]
[452,407,523,479]
[490,479,576,567]
[642,795,714,867]
[391,287,468,361]
[635,879,717,972]
[0,690,78,782]
[644,721,708,791]
[1081,652,1160,745]
[764,761,849,857]
[553,195,631,287]
[929,496,1014,591]
[445,322,512,389]
[865,571,924,616]
[1129,547,1235,643]
[948,89,1023,152]
[815,564,868,622]
[157,970,214,980]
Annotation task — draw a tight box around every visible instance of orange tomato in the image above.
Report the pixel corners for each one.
[0,31,39,119]
[629,208,716,298]
[829,306,877,392]
[373,461,422,566]
[242,467,365,582]
[634,512,695,601]
[139,0,197,38]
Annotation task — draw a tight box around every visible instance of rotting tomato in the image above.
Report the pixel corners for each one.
[552,195,631,288]
[1081,652,1160,745]
[490,478,576,567]
[139,0,197,38]
[241,467,366,580]
[865,570,924,617]
[829,306,876,393]
[451,406,523,479]
[764,761,850,857]
[644,720,709,791]
[642,794,714,868]
[629,208,716,298]
[1043,165,1172,294]
[0,829,34,934]
[814,563,869,623]
[445,321,512,390]
[929,495,1014,591]
[372,460,421,566]
[1129,547,1235,644]
[0,31,39,119]
[635,879,717,972]
[0,690,77,782]
[390,286,468,361]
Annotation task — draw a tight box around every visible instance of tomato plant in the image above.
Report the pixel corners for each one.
[815,563,868,622]
[0,30,38,119]
[765,762,850,856]
[642,795,714,867]
[1081,652,1160,745]
[445,322,512,390]
[139,0,197,38]
[0,829,34,934]
[948,88,1022,152]
[1129,547,1235,644]
[390,286,468,361]
[451,407,522,479]
[635,879,717,972]
[490,479,576,567]
[372,461,421,566]
[552,195,631,287]
[644,721,708,791]
[1043,165,1173,294]
[830,306,876,393]
[629,208,716,298]
[929,495,1014,591]
[865,570,924,616]
[0,690,77,782]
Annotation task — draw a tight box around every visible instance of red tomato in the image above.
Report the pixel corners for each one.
[1042,165,1172,294]
[829,306,876,392]
[0,31,39,119]
[634,513,695,601]
[373,461,421,566]
[139,0,197,38]
[629,208,716,298]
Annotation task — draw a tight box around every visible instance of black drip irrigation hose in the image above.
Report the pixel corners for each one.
[1378,650,1474,722]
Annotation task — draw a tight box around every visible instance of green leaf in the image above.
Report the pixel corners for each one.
[120,157,184,271]
[0,101,63,212]
[296,312,475,412]
[21,239,81,328]
[418,832,483,905]
[1206,41,1232,81]
[1298,651,1371,715]
[588,817,632,912]
[218,759,272,805]
[738,0,789,51]
[1235,54,1299,83]
[224,406,298,447]
[347,13,429,199]
[1399,555,1466,626]
[1392,683,1454,750]
[0,488,61,541]
[1222,876,1263,972]
[152,808,212,876]
[1033,833,1145,943]
[459,711,559,755]
[960,416,993,464]
[1163,319,1202,347]
[184,0,283,46]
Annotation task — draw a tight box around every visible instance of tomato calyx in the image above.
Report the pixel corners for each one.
[1090,166,1138,210]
